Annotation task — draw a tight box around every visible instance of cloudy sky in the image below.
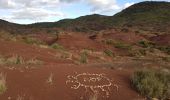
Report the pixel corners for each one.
[0,0,169,24]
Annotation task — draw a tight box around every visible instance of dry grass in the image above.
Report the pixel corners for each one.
[46,73,53,85]
[0,73,7,95]
[89,92,98,100]
[0,55,42,65]
[16,95,24,100]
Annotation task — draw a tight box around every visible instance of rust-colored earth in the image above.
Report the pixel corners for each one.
[0,39,146,100]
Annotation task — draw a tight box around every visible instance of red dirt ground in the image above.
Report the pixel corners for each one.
[0,65,143,100]
[57,34,112,51]
[101,30,144,44]
[0,38,145,100]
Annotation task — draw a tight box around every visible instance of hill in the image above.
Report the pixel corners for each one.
[112,1,170,34]
[0,1,170,34]
[29,14,111,32]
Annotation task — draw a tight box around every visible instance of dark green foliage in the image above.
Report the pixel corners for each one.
[132,69,170,99]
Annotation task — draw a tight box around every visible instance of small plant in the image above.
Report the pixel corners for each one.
[6,55,25,65]
[80,51,88,64]
[162,56,170,62]
[157,46,170,55]
[22,37,45,45]
[46,73,53,85]
[132,69,170,100]
[0,73,7,95]
[0,55,6,65]
[104,49,114,57]
[51,43,65,50]
[16,95,24,100]
[138,40,155,48]
[114,42,132,50]
[89,92,98,100]
[27,58,43,65]
[103,39,114,45]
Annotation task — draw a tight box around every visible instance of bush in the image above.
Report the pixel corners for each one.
[51,43,65,50]
[132,69,170,100]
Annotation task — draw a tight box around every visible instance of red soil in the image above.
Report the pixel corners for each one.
[150,34,170,46]
[0,36,145,100]
[0,40,73,64]
[102,30,144,44]
[0,65,143,100]
[57,34,112,51]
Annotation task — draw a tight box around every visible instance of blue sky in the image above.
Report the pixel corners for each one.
[0,0,169,24]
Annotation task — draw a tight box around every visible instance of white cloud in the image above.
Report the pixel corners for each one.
[86,0,120,13]
[0,0,16,9]
[11,8,64,20]
[124,2,134,8]
[0,0,121,23]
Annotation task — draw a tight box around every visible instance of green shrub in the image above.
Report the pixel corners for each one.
[51,43,65,50]
[132,69,170,100]
[104,49,114,57]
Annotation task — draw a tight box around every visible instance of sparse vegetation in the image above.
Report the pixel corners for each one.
[0,73,7,95]
[157,46,170,55]
[80,51,88,64]
[51,43,65,51]
[114,42,132,50]
[16,95,24,100]
[104,49,114,57]
[22,37,46,45]
[89,92,98,100]
[138,40,155,48]
[0,55,42,65]
[46,73,53,85]
[162,56,170,62]
[103,39,114,45]
[132,69,170,100]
